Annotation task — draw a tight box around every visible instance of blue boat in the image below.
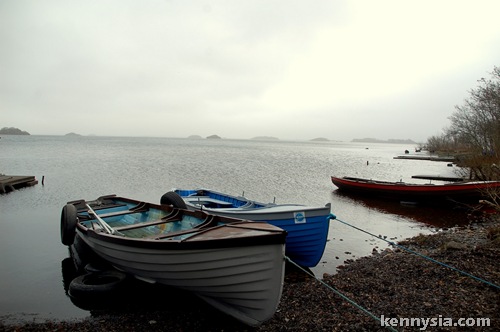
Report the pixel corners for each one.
[163,189,333,267]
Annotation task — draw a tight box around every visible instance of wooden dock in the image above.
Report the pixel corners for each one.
[0,175,38,194]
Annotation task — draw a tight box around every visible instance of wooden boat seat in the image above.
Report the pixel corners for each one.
[114,214,216,239]
[148,215,218,240]
[146,227,204,240]
[113,209,184,232]
[96,203,149,219]
[185,196,234,207]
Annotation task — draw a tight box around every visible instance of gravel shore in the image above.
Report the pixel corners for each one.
[2,216,499,331]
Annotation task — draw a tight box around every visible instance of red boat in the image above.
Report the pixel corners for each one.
[331,176,500,202]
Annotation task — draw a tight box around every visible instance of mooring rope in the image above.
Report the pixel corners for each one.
[328,213,500,290]
[284,256,399,332]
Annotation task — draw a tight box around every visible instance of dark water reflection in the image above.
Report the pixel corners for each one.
[332,190,477,228]
[59,237,211,320]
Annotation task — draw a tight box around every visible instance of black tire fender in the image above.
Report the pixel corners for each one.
[68,270,127,299]
[61,204,78,246]
[160,191,187,209]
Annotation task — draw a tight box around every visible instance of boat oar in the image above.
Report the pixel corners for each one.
[86,204,116,234]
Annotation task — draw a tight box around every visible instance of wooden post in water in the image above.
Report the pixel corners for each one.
[42,176,45,186]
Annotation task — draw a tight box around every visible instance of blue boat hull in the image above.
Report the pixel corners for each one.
[172,189,332,267]
[269,214,330,268]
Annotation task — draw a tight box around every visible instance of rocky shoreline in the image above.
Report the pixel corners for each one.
[2,216,499,331]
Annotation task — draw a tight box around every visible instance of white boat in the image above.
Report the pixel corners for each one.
[60,194,287,326]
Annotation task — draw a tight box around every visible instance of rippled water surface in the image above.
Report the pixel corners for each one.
[0,136,465,323]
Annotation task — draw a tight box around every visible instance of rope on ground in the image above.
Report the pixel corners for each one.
[284,256,399,332]
[328,213,500,290]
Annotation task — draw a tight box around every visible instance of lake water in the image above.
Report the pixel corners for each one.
[0,135,465,323]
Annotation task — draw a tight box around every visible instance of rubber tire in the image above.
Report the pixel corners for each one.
[160,191,187,209]
[70,234,109,273]
[61,204,78,246]
[68,270,127,299]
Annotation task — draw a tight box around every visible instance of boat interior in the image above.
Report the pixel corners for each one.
[71,195,219,240]
[176,189,266,209]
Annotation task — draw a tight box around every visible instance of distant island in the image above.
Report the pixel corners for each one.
[352,138,416,144]
[65,132,82,137]
[206,134,222,139]
[0,127,30,135]
[310,137,329,142]
[251,136,279,140]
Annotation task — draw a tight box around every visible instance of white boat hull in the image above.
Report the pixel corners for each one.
[77,230,285,326]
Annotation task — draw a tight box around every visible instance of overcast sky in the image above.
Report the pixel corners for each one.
[2,0,499,142]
